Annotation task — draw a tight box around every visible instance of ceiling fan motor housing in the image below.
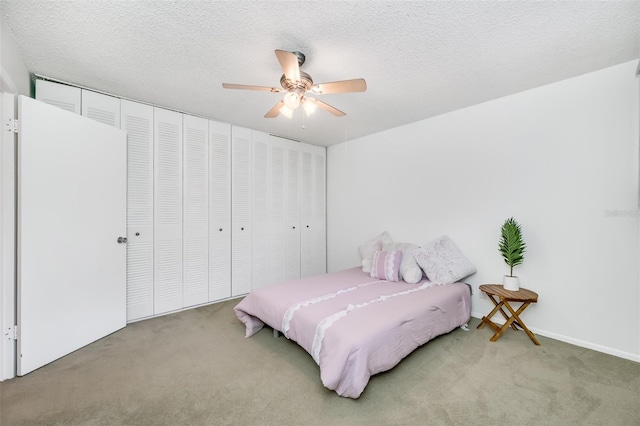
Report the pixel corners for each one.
[280,71,313,95]
[292,51,306,66]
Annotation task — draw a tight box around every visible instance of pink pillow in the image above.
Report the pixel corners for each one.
[369,250,402,282]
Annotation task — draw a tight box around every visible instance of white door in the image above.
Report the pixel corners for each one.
[285,141,301,280]
[121,100,155,321]
[208,120,231,301]
[268,136,287,285]
[231,126,252,296]
[301,144,327,277]
[312,148,327,275]
[251,131,270,289]
[153,107,183,314]
[17,95,126,375]
[300,148,314,277]
[183,115,209,307]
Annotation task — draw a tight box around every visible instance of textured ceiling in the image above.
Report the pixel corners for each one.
[1,1,639,146]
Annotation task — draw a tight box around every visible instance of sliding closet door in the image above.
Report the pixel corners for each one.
[268,136,287,285]
[251,131,270,289]
[154,107,183,314]
[81,89,120,128]
[183,115,209,307]
[209,120,231,301]
[285,141,301,280]
[231,126,252,296]
[17,96,126,375]
[121,100,154,321]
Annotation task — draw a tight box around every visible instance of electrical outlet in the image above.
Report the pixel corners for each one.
[479,291,487,299]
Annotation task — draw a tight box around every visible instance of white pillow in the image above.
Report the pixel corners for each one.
[412,235,476,285]
[358,231,393,273]
[383,242,422,284]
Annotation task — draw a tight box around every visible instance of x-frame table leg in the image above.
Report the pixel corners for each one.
[488,300,527,342]
[477,299,504,332]
[477,296,540,345]
[488,294,519,330]
[502,299,541,345]
[477,295,518,332]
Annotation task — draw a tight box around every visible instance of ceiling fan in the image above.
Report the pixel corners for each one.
[222,50,367,118]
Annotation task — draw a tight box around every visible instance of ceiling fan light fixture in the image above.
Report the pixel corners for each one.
[311,85,322,94]
[279,104,294,118]
[283,92,301,110]
[302,98,317,116]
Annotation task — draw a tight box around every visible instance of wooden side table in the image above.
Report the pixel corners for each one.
[477,284,540,345]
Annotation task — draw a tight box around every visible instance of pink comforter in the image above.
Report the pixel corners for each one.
[234,268,471,398]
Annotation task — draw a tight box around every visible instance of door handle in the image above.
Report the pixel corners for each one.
[117,237,128,244]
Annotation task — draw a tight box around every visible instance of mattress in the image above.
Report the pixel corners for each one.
[234,267,471,398]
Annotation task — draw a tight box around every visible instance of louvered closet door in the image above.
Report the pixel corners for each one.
[81,90,120,128]
[154,108,183,314]
[183,115,209,307]
[300,148,314,277]
[313,148,327,274]
[300,144,327,277]
[269,136,287,285]
[311,146,327,275]
[285,141,301,280]
[121,100,154,321]
[251,131,270,289]
[208,120,231,301]
[35,79,81,114]
[231,126,252,296]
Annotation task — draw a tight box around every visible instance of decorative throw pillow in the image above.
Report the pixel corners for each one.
[383,242,422,284]
[412,235,476,285]
[369,250,402,282]
[358,231,393,273]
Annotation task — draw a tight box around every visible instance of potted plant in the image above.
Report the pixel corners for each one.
[499,217,526,291]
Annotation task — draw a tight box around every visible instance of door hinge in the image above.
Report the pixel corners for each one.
[4,325,17,341]
[6,118,18,134]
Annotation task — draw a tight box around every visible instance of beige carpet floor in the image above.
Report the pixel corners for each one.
[1,298,639,425]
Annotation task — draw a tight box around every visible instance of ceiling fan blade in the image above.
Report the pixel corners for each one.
[312,78,367,94]
[265,101,285,118]
[275,50,301,82]
[222,83,282,92]
[314,99,346,117]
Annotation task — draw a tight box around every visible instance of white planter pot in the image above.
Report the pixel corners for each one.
[503,275,520,291]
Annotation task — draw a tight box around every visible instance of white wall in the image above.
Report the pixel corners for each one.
[1,15,31,96]
[327,60,640,361]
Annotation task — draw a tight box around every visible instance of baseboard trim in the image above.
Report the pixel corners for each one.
[470,312,640,363]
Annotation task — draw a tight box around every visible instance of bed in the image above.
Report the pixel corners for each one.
[234,267,471,398]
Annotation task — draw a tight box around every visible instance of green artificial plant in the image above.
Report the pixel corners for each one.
[499,217,526,277]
